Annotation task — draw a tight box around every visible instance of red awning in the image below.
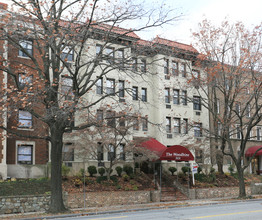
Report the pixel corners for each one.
[160,145,194,161]
[245,146,262,157]
[139,138,167,157]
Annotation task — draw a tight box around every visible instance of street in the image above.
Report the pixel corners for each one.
[53,200,262,220]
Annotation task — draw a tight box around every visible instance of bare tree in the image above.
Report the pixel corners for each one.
[73,111,143,180]
[0,0,179,213]
[192,19,262,197]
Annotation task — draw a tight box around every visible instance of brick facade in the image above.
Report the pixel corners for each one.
[5,42,49,166]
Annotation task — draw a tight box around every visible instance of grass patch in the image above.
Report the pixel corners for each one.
[0,178,51,196]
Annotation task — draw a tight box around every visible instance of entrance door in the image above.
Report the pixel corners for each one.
[251,157,258,174]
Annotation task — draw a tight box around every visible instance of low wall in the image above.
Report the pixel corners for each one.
[0,190,159,214]
[174,180,252,200]
[250,183,262,195]
[189,186,251,199]
[67,191,159,209]
[0,195,50,214]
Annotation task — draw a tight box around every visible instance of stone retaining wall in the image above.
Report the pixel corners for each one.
[0,191,159,214]
[0,195,50,214]
[189,186,251,199]
[250,183,262,195]
[67,191,159,209]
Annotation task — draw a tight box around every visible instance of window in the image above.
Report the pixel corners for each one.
[142,117,148,131]
[63,143,74,161]
[227,105,231,116]
[97,142,104,161]
[195,149,203,163]
[193,96,201,111]
[108,144,115,161]
[165,88,170,103]
[18,40,33,57]
[96,78,103,94]
[218,122,222,136]
[246,104,251,117]
[173,89,180,104]
[192,70,200,79]
[106,111,115,127]
[97,110,103,123]
[132,86,138,100]
[17,144,33,164]
[183,118,188,134]
[257,127,262,141]
[172,61,178,76]
[247,128,252,140]
[235,102,241,115]
[194,123,202,137]
[133,117,139,130]
[106,79,115,95]
[216,98,220,114]
[61,46,73,62]
[164,59,169,75]
[116,49,124,68]
[141,88,147,102]
[18,110,32,128]
[140,59,146,72]
[174,118,181,134]
[119,144,125,161]
[236,125,241,139]
[96,45,102,56]
[132,58,138,71]
[181,63,186,77]
[119,80,125,98]
[225,79,230,90]
[119,117,125,127]
[18,73,33,92]
[226,156,232,165]
[105,47,114,64]
[181,90,187,105]
[166,117,171,133]
[61,77,73,100]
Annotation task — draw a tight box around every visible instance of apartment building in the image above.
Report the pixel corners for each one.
[0,1,211,178]
[1,1,261,179]
[61,35,210,174]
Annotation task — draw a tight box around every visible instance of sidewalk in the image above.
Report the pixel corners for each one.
[2,195,262,220]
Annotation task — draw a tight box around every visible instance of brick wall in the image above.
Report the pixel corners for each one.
[6,41,49,165]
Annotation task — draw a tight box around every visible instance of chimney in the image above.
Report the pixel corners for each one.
[0,2,7,10]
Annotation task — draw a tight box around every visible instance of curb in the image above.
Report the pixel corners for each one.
[6,197,262,220]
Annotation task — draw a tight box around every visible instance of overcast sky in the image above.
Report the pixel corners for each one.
[4,0,262,45]
[136,0,262,45]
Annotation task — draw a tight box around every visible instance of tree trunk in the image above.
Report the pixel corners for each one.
[216,150,224,174]
[49,125,67,213]
[236,164,246,198]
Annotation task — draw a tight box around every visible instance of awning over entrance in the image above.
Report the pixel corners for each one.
[139,139,194,161]
[245,146,262,157]
[160,145,194,161]
[139,138,166,157]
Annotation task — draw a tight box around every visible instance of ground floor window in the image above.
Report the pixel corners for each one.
[17,144,33,164]
[63,143,74,161]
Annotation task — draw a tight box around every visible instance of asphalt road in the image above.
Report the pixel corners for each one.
[53,200,262,220]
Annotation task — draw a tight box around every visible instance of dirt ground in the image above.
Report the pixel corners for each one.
[62,172,262,193]
[62,173,156,193]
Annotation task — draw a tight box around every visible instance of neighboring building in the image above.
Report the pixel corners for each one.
[0,3,7,178]
[0,3,49,178]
